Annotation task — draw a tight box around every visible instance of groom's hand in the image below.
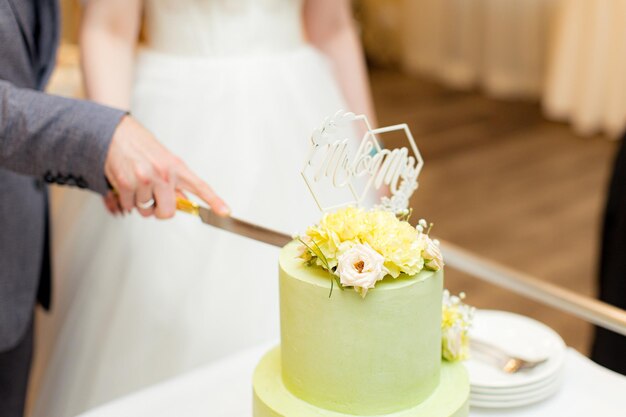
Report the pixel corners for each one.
[104,116,230,219]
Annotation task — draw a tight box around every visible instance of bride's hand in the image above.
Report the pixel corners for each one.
[104,116,230,219]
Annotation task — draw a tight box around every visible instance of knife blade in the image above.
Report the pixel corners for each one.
[176,197,293,247]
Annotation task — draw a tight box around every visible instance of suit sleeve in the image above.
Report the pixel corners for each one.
[0,79,126,195]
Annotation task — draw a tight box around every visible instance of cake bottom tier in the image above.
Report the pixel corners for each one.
[253,347,469,417]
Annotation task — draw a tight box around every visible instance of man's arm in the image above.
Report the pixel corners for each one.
[0,79,124,194]
[0,79,230,218]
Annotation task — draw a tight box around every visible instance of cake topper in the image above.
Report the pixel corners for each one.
[301,110,423,214]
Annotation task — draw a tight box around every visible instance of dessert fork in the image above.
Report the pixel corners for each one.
[470,339,549,373]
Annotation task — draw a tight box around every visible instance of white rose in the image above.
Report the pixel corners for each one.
[419,234,444,271]
[337,243,387,297]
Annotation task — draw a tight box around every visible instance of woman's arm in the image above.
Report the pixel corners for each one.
[80,0,142,109]
[303,0,377,127]
[80,0,142,214]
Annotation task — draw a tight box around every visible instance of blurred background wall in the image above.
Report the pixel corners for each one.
[357,0,626,139]
[58,0,626,139]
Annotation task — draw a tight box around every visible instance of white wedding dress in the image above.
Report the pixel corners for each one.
[30,1,350,415]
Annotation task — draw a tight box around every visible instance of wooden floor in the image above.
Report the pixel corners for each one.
[369,69,620,354]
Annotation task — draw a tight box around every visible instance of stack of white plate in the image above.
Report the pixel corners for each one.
[465,310,567,409]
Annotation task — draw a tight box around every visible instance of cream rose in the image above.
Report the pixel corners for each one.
[337,243,387,297]
[420,234,444,271]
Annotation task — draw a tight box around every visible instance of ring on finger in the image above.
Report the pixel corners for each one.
[137,198,156,210]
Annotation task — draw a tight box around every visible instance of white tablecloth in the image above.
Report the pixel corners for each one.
[78,342,626,417]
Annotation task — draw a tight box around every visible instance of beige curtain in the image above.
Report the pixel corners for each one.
[402,0,482,90]
[402,0,557,99]
[391,0,626,138]
[543,0,626,138]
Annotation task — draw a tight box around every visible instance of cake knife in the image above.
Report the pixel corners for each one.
[176,197,292,247]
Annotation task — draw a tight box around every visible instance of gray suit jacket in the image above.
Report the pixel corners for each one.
[0,0,126,351]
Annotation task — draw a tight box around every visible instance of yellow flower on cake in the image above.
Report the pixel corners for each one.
[304,206,366,269]
[442,326,469,362]
[361,211,425,278]
[441,290,474,362]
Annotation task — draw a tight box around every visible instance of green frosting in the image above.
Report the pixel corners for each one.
[279,241,443,415]
[253,347,469,417]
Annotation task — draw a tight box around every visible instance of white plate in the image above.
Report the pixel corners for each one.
[466,310,566,389]
[470,376,562,409]
[470,373,562,402]
[470,368,562,395]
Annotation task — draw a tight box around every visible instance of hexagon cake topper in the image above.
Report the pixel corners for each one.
[301,110,424,213]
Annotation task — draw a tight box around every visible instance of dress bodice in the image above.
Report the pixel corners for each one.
[142,0,305,56]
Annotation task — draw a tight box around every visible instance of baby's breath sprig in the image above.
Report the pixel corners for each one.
[396,208,413,222]
[416,218,434,235]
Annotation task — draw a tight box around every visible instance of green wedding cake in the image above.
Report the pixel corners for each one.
[252,207,470,417]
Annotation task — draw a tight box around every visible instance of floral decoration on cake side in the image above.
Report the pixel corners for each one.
[297,206,443,297]
[441,290,475,362]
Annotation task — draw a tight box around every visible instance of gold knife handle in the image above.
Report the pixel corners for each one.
[176,197,200,216]
[112,188,201,217]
